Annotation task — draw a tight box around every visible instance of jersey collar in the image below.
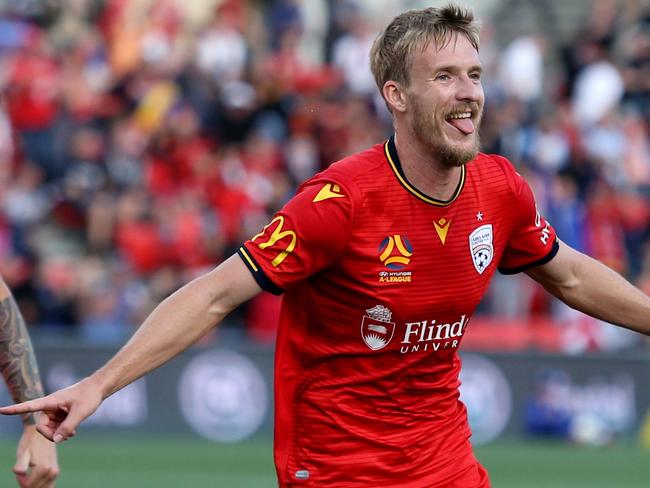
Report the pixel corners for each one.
[384,135,466,207]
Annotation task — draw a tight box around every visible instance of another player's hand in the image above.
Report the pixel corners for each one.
[0,378,103,444]
[14,424,59,488]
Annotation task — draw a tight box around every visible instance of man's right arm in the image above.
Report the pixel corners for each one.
[0,253,262,443]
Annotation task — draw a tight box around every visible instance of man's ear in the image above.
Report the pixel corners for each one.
[383,81,407,113]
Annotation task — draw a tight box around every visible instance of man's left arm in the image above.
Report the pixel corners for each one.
[525,240,650,335]
[0,279,59,487]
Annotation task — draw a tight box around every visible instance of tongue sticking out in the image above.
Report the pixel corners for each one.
[447,117,475,135]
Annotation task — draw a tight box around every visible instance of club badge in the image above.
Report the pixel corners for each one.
[469,224,493,274]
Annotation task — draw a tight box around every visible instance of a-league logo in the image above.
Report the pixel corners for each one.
[378,235,413,269]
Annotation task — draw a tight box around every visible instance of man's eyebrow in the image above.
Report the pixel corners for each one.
[432,64,483,73]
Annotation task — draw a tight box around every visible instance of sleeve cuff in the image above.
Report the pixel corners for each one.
[498,239,560,275]
[237,246,284,295]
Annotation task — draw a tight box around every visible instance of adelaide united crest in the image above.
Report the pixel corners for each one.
[361,305,396,351]
[469,224,494,274]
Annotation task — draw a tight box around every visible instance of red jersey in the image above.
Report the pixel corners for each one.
[239,137,558,487]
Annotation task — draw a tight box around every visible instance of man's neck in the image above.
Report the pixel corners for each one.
[393,132,462,202]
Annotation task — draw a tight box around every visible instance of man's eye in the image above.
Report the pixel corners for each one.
[436,74,450,81]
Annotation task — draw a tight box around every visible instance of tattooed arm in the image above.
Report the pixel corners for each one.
[0,277,59,488]
[0,279,44,425]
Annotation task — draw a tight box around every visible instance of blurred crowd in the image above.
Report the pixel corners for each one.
[0,0,648,351]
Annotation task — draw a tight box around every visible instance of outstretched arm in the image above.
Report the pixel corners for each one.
[0,254,263,443]
[0,276,59,487]
[93,254,262,398]
[525,240,650,335]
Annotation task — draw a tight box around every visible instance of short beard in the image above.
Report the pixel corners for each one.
[409,95,481,168]
[433,133,481,168]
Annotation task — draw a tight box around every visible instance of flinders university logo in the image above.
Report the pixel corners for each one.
[361,305,396,351]
[469,224,493,274]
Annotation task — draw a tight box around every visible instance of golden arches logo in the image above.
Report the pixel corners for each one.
[379,235,413,269]
[252,216,297,267]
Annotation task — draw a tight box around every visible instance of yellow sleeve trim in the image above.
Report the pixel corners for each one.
[239,247,258,272]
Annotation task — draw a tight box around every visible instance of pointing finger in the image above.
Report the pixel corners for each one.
[0,395,64,416]
[0,398,53,415]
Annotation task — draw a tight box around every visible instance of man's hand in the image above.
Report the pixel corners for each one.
[14,424,59,488]
[0,378,103,444]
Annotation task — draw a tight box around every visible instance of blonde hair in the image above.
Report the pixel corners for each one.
[370,4,480,93]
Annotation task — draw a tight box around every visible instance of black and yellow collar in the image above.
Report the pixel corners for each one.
[384,135,465,207]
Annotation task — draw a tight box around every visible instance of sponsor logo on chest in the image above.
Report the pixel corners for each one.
[360,305,468,354]
[361,305,396,350]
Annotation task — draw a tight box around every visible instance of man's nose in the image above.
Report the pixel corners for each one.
[456,74,482,102]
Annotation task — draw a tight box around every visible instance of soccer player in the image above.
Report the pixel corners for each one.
[0,275,59,487]
[2,4,650,487]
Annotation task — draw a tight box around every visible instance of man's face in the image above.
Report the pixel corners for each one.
[404,34,484,167]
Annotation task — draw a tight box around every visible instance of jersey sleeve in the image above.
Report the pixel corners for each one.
[238,178,355,294]
[497,169,559,274]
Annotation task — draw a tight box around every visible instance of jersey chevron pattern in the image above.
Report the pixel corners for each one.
[239,136,558,487]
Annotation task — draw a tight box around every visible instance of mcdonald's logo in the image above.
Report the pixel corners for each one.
[252,216,297,267]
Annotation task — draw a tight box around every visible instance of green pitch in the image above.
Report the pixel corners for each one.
[0,436,648,487]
